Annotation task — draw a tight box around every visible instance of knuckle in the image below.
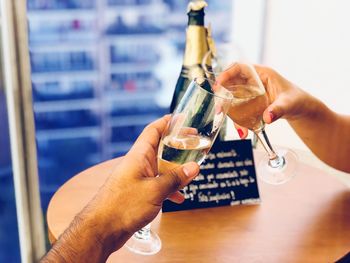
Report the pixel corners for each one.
[167,169,183,190]
[272,104,284,118]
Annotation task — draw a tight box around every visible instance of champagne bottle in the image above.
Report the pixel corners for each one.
[169,0,211,113]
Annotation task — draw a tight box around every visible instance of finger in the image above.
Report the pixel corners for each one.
[178,127,198,136]
[156,162,200,200]
[132,115,171,152]
[171,113,187,135]
[253,64,268,83]
[217,63,258,88]
[234,123,248,139]
[168,191,185,204]
[253,64,275,88]
[262,98,286,124]
[216,63,241,87]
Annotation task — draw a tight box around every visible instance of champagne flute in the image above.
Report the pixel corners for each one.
[202,43,258,144]
[125,77,233,255]
[203,44,298,184]
[202,42,244,79]
[223,63,298,184]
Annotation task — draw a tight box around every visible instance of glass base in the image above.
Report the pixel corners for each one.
[125,230,161,255]
[257,148,298,185]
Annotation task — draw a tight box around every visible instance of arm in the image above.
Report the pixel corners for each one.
[258,66,350,172]
[41,116,200,262]
[218,65,350,172]
[41,193,130,262]
[286,93,350,172]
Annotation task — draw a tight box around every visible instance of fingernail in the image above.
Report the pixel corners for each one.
[268,111,275,122]
[183,163,198,178]
[237,128,244,139]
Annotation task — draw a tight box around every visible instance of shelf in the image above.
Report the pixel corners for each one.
[27,9,96,20]
[107,142,133,154]
[105,4,167,14]
[31,70,99,82]
[29,42,98,52]
[36,126,101,140]
[110,63,152,74]
[105,34,164,44]
[33,92,157,114]
[104,91,155,102]
[29,36,97,48]
[34,99,99,113]
[109,114,158,127]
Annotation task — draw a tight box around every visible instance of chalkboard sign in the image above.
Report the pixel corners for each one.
[162,139,260,212]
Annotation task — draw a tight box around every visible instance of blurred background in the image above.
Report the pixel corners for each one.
[26,0,238,212]
[261,0,350,152]
[1,0,350,262]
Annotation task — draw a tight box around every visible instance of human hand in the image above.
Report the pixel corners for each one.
[217,64,308,139]
[95,115,200,235]
[41,116,200,262]
[42,116,200,262]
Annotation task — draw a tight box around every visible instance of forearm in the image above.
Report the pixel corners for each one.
[42,217,111,262]
[41,190,131,263]
[288,95,350,172]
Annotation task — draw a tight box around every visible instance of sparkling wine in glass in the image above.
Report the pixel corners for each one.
[158,76,233,172]
[224,63,298,184]
[158,132,212,173]
[125,77,233,255]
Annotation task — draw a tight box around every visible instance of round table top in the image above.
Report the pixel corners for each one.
[47,154,350,262]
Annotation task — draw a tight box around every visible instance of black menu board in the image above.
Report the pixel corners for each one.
[162,139,260,212]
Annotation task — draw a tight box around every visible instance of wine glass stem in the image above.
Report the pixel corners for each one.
[134,223,151,240]
[254,129,285,168]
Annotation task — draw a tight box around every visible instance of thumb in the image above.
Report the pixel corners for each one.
[156,162,200,199]
[263,97,287,124]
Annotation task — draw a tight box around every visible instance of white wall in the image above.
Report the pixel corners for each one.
[263,0,350,150]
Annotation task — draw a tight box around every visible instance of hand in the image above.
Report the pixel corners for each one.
[217,64,308,138]
[41,116,200,263]
[95,115,200,235]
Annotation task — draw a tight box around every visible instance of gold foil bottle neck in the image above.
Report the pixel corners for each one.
[183,26,208,66]
[187,0,208,13]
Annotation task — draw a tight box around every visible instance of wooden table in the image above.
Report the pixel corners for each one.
[47,154,350,262]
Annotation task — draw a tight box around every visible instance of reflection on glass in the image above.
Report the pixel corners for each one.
[225,63,298,184]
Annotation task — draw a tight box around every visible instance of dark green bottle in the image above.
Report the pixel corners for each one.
[169,0,211,113]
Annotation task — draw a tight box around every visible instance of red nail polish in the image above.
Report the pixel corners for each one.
[237,128,244,139]
[269,111,275,122]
